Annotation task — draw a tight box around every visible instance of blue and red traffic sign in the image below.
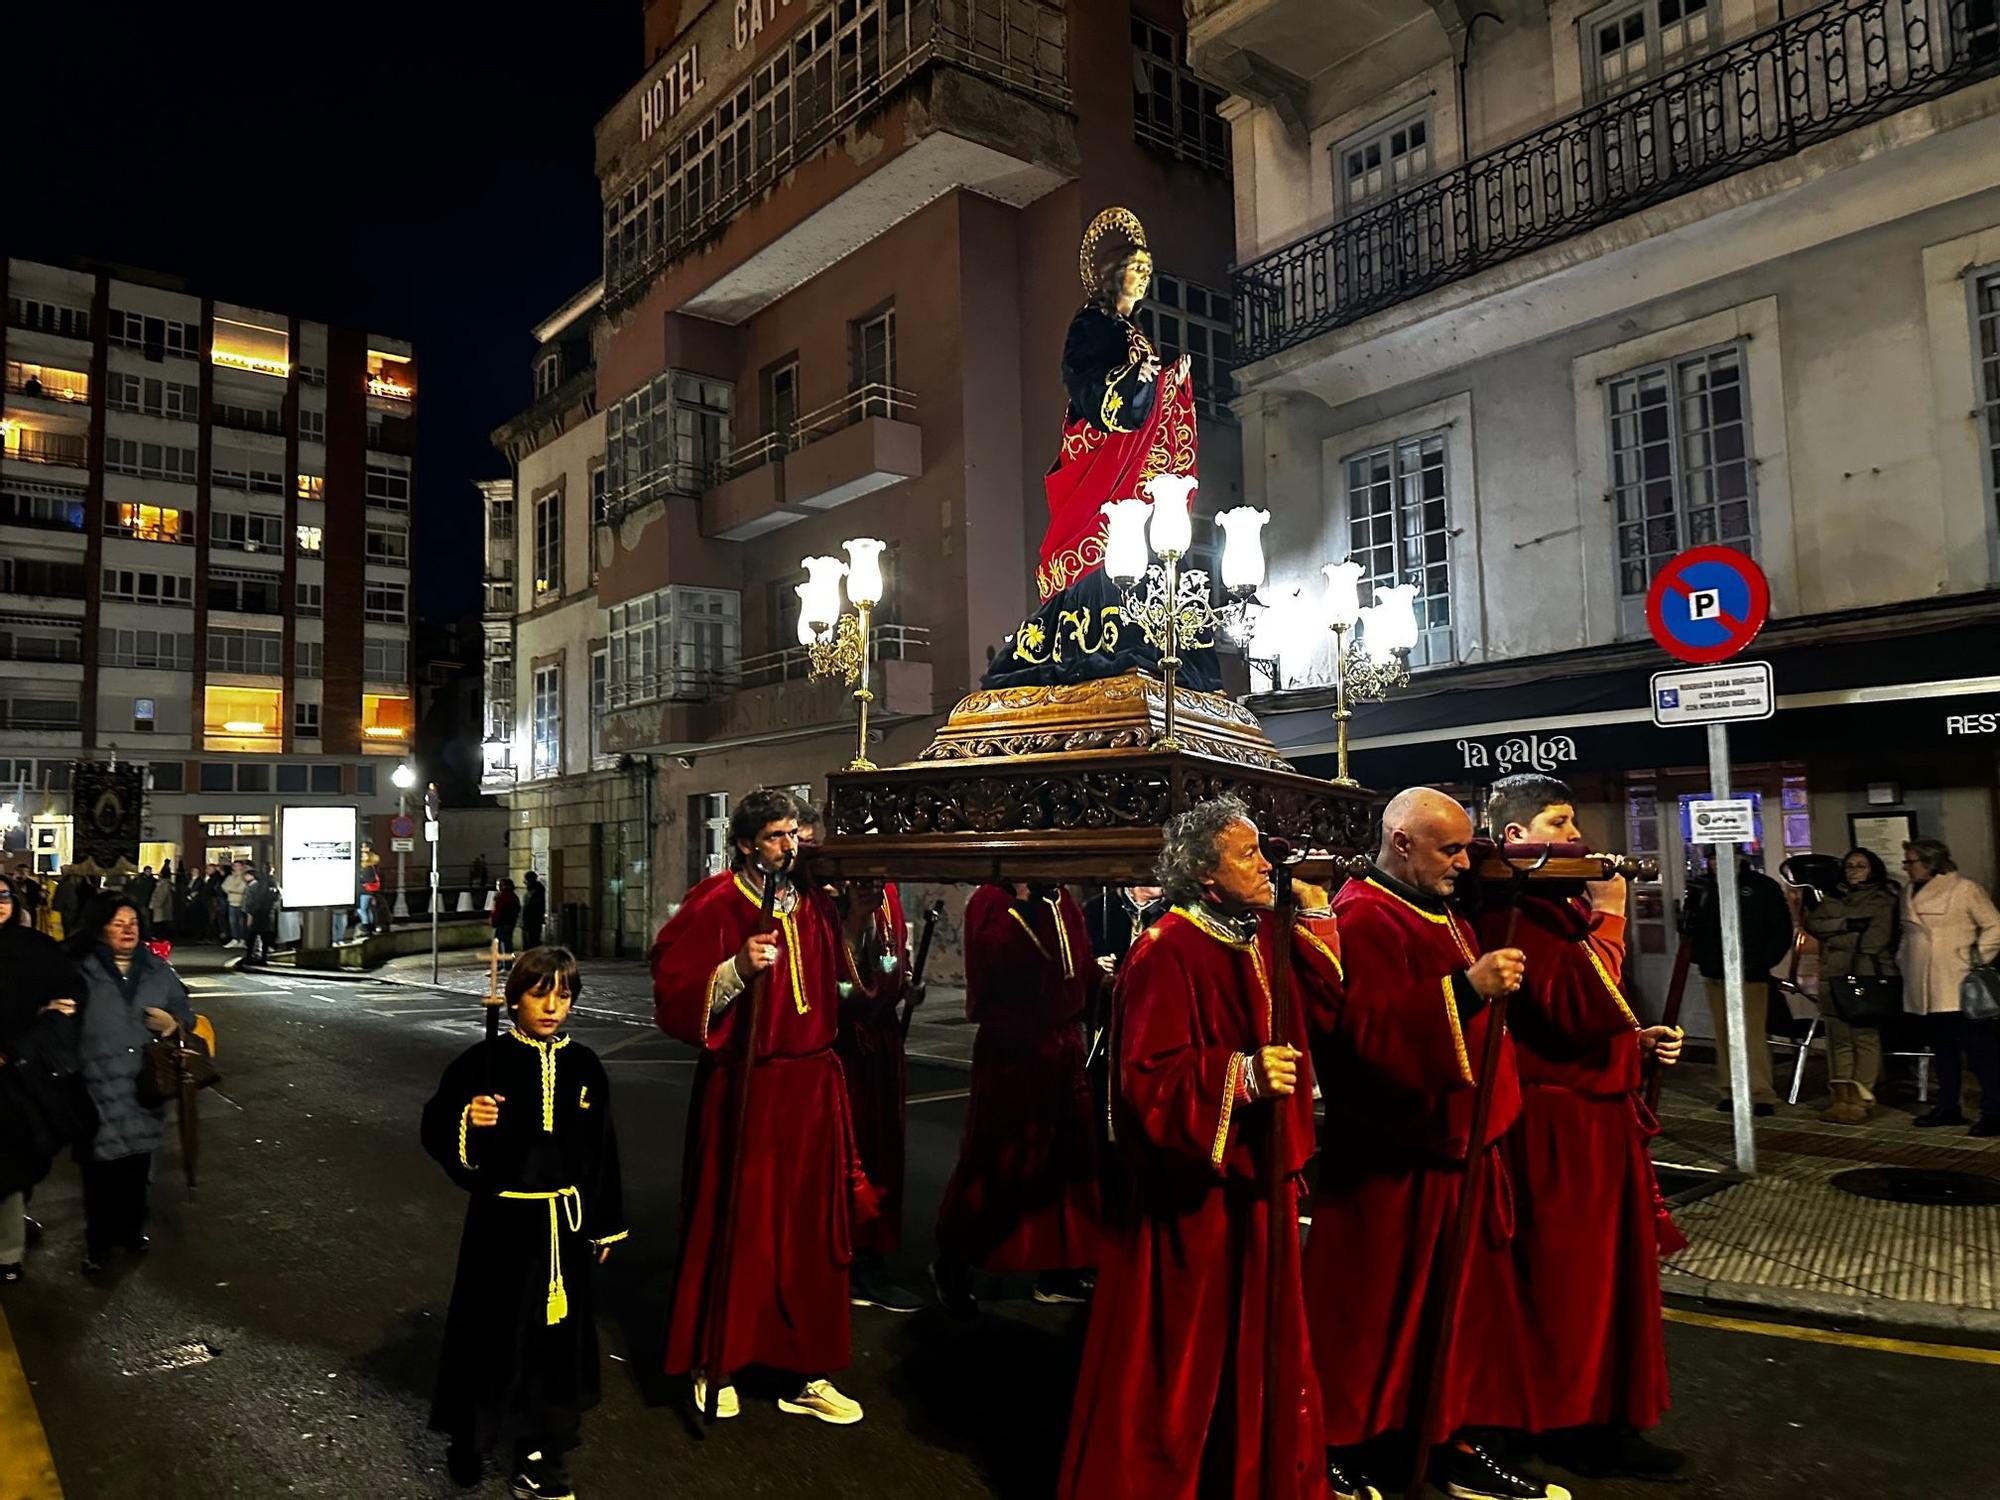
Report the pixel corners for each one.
[1645,545,1769,664]
[390,813,416,839]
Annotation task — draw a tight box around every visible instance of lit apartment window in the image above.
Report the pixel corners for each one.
[487,654,513,739]
[365,461,412,510]
[1336,110,1432,213]
[105,373,198,421]
[294,701,321,738]
[297,524,324,555]
[203,685,283,746]
[108,310,201,358]
[365,525,410,566]
[1607,343,1755,604]
[297,473,324,501]
[1978,271,2000,520]
[1131,14,1229,174]
[105,438,197,483]
[7,296,91,340]
[364,582,408,623]
[534,491,564,598]
[105,501,188,544]
[362,693,413,743]
[297,581,323,616]
[1,425,89,468]
[1344,432,1454,667]
[532,663,561,777]
[366,350,416,403]
[211,316,290,378]
[210,511,284,554]
[5,360,89,403]
[1137,275,1234,418]
[101,568,193,606]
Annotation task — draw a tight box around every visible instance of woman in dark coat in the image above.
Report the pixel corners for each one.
[69,892,195,1272]
[1802,848,1901,1124]
[492,878,520,955]
[0,871,87,1283]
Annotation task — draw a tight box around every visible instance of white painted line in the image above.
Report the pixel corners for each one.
[907,1089,971,1105]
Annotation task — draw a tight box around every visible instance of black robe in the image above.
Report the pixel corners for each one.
[421,1031,626,1453]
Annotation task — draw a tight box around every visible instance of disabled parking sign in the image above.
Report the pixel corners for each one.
[1645,545,1769,664]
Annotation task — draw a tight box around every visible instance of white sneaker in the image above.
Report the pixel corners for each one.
[778,1377,863,1425]
[224,940,244,949]
[691,1371,739,1419]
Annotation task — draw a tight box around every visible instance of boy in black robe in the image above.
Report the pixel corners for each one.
[421,946,626,1499]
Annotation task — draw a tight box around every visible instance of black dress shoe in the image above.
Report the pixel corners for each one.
[0,1263,21,1286]
[1915,1107,1969,1128]
[23,1217,43,1248]
[930,1257,977,1318]
[1970,1117,2000,1138]
[1327,1451,1385,1499]
[1433,1440,1570,1499]
[126,1234,151,1255]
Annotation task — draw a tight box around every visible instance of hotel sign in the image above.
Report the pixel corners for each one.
[639,44,708,141]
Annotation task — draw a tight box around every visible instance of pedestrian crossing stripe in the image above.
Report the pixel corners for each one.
[0,1304,61,1498]
[1664,1307,2000,1365]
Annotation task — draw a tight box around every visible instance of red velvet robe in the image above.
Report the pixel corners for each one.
[1478,893,1676,1433]
[1305,873,1528,1447]
[1060,906,1343,1500]
[833,883,910,1257]
[651,869,861,1379]
[936,885,1101,1272]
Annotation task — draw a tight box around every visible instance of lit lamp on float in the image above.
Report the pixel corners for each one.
[1105,475,1270,751]
[800,537,888,772]
[1319,563,1417,788]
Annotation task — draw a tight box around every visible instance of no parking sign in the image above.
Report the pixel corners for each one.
[1645,545,1770,663]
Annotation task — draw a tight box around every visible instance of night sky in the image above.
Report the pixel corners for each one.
[8,3,636,622]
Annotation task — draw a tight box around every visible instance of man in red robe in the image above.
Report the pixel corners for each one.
[832,876,926,1313]
[1059,796,1343,1500]
[1305,787,1563,1500]
[932,880,1101,1312]
[1480,774,1687,1483]
[650,789,867,1427]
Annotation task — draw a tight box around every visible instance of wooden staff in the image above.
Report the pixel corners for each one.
[1404,847,1546,1499]
[700,858,786,1426]
[1644,935,1695,1116]
[1263,853,1300,1500]
[900,899,946,1040]
[483,940,504,1042]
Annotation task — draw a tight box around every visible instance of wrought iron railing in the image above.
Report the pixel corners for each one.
[603,623,932,708]
[1233,0,2000,366]
[719,383,916,480]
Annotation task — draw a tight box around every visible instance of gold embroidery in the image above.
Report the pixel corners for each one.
[508,1028,572,1133]
[1212,1052,1243,1170]
[591,1228,630,1248]
[457,1103,475,1169]
[1363,878,1478,964]
[730,873,809,1015]
[1010,606,1124,666]
[1298,925,1344,981]
[499,1186,584,1325]
[1037,526,1108,599]
[1443,974,1475,1084]
[578,1085,591,1111]
[1579,942,1641,1027]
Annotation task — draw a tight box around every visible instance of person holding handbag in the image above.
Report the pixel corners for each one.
[0,871,88,1286]
[69,891,195,1274]
[1900,839,2000,1135]
[1802,849,1901,1125]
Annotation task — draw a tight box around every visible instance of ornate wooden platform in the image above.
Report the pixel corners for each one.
[810,672,1374,883]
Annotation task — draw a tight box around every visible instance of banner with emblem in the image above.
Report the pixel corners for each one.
[69,760,144,876]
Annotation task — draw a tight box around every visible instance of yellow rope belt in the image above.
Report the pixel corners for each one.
[498,1186,584,1325]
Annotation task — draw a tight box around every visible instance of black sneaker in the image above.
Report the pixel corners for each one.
[1434,1440,1572,1500]
[850,1268,924,1313]
[1915,1107,1969,1128]
[23,1217,42,1248]
[0,1263,20,1286]
[930,1257,977,1318]
[1327,1451,1384,1499]
[509,1452,574,1500]
[1538,1425,1687,1481]
[1032,1270,1095,1305]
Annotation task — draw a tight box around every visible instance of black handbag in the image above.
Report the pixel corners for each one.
[1827,972,1902,1026]
[1963,947,2000,1023]
[137,1029,221,1108]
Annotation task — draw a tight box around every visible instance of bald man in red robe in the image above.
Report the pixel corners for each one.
[651,789,869,1427]
[933,881,1101,1311]
[1306,787,1564,1500]
[1480,774,1687,1483]
[1059,797,1344,1500]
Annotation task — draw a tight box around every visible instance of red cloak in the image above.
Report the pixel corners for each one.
[935,885,1101,1272]
[1477,893,1676,1433]
[651,869,863,1379]
[1060,906,1342,1500]
[833,883,910,1257]
[1305,873,1529,1447]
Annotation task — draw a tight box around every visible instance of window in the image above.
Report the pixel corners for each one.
[357,765,377,796]
[604,371,735,509]
[311,763,341,793]
[104,438,197,483]
[105,373,198,421]
[214,402,283,436]
[100,567,193,606]
[297,524,323,555]
[0,621,82,665]
[536,353,562,397]
[297,364,328,387]
[297,472,324,501]
[364,582,408,623]
[365,461,412,510]
[1344,432,1454,667]
[591,646,610,764]
[364,637,409,682]
[103,628,194,670]
[149,762,184,793]
[1584,0,1712,96]
[207,572,284,615]
[107,310,201,358]
[207,628,283,674]
[210,510,284,554]
[1336,110,1432,212]
[299,408,326,444]
[105,501,189,543]
[765,358,801,441]
[237,765,270,793]
[489,497,516,542]
[532,663,561,777]
[1607,343,1754,610]
[590,462,609,574]
[277,763,309,793]
[1978,271,2000,522]
[853,310,895,415]
[3,557,88,598]
[534,491,564,598]
[1137,275,1234,418]
[211,462,285,496]
[609,585,742,704]
[294,702,322,739]
[297,581,324,616]
[1131,14,1230,174]
[487,653,514,740]
[3,484,88,532]
[296,641,324,678]
[8,296,91,340]
[688,791,730,888]
[200,762,232,793]
[365,525,410,566]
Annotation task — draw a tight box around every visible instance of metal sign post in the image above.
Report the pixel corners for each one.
[426,783,442,984]
[1706,724,1757,1176]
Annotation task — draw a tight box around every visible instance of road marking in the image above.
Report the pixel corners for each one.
[905,1050,972,1066]
[187,988,293,998]
[0,1305,61,1498]
[595,1028,669,1059]
[907,1089,972,1105]
[1663,1307,2000,1365]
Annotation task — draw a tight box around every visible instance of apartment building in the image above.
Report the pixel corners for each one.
[0,257,416,874]
[499,0,1239,923]
[1197,0,2000,1005]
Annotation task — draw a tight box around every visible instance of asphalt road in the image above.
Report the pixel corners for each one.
[3,960,1993,1499]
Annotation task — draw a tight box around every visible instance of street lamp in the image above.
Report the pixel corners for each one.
[1318,564,1417,787]
[801,537,888,771]
[391,761,416,920]
[1106,475,1269,751]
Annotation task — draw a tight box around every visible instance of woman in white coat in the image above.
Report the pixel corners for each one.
[1900,838,2000,1134]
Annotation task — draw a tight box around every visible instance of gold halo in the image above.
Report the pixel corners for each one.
[1079,207,1149,294]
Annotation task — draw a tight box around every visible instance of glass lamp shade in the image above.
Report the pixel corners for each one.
[1142,473,1197,556]
[798,555,848,630]
[1361,582,1421,663]
[1320,559,1364,630]
[1101,498,1152,586]
[843,537,886,606]
[795,584,820,645]
[391,762,418,790]
[1215,506,1270,591]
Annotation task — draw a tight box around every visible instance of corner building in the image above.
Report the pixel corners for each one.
[1,257,416,873]
[574,0,1239,920]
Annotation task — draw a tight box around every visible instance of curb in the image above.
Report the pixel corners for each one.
[1663,1276,2000,1338]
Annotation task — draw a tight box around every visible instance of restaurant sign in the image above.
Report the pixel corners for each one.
[1455,732,1579,776]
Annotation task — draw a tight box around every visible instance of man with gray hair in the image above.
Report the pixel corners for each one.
[1059,796,1347,1500]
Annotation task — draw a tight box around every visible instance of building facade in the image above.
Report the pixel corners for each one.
[508,0,1240,927]
[1,257,416,876]
[1199,0,2000,1009]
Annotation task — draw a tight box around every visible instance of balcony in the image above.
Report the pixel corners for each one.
[4,361,90,407]
[0,683,82,735]
[0,425,90,470]
[1231,0,2000,369]
[602,0,1076,321]
[0,478,88,535]
[702,385,921,540]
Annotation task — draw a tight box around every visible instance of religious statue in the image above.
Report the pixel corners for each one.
[983,207,1219,692]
